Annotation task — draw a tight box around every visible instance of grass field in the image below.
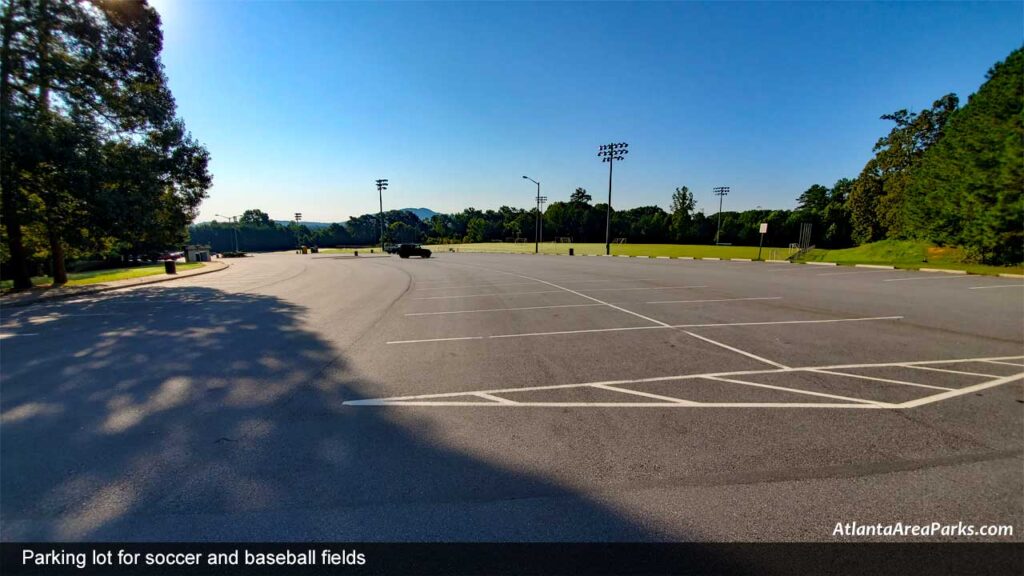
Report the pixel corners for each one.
[423,242,790,259]
[796,240,1024,276]
[0,262,204,291]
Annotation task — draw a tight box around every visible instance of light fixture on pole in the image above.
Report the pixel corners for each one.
[713,186,729,245]
[522,176,545,254]
[215,213,240,253]
[597,142,628,255]
[375,179,389,252]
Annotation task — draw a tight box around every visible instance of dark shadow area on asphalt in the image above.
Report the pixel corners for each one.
[0,285,738,564]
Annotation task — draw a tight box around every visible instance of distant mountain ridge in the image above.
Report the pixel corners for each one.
[398,207,439,220]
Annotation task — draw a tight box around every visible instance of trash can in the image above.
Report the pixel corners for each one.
[311,247,319,254]
[569,248,574,256]
[164,260,176,274]
[354,251,358,257]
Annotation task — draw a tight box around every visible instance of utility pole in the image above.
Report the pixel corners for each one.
[375,179,388,251]
[598,142,628,255]
[713,186,729,245]
[522,176,545,254]
[216,214,240,252]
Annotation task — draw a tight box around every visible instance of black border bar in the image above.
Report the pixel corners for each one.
[3,543,1022,575]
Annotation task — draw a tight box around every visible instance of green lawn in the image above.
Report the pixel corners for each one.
[425,242,790,259]
[796,240,1024,276]
[0,262,204,291]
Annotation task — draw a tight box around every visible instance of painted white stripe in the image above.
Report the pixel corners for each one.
[647,297,782,305]
[513,274,676,327]
[405,303,605,316]
[816,270,902,277]
[967,284,1024,290]
[344,354,1024,408]
[582,285,708,293]
[682,331,789,369]
[413,281,541,291]
[981,360,1024,367]
[704,376,890,406]
[674,316,902,329]
[413,289,565,300]
[347,401,881,408]
[884,275,971,283]
[590,383,699,405]
[807,369,952,391]
[474,393,517,405]
[896,373,1024,409]
[906,365,1001,378]
[386,316,903,345]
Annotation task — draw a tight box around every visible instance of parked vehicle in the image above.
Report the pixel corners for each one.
[396,244,431,258]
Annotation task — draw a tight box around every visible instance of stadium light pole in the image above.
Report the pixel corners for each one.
[522,176,545,254]
[713,186,730,245]
[376,179,388,252]
[598,142,628,255]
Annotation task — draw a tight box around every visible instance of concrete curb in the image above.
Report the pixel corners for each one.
[805,262,838,266]
[855,264,896,269]
[731,258,752,262]
[1,260,231,308]
[999,273,1024,279]
[702,257,720,261]
[765,259,790,264]
[920,268,967,274]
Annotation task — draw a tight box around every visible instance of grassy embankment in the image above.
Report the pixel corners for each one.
[795,240,1023,276]
[422,242,785,259]
[317,240,1022,276]
[0,262,204,291]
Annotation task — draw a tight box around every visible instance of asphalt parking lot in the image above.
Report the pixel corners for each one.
[1,252,1022,541]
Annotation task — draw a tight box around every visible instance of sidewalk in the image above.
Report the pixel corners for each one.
[0,260,230,308]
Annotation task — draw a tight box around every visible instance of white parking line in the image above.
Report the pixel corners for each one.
[816,270,902,277]
[883,275,972,283]
[982,360,1024,367]
[967,284,1024,290]
[705,376,889,406]
[906,365,1001,378]
[682,331,789,369]
[646,297,782,305]
[413,281,542,291]
[581,285,708,293]
[346,354,1023,409]
[405,303,605,316]
[386,316,903,344]
[413,289,566,300]
[807,369,952,391]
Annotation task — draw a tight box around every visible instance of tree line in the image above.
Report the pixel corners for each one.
[1,0,211,288]
[189,48,1021,263]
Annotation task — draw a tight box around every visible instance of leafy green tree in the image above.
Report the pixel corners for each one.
[907,48,1023,263]
[240,209,272,227]
[570,187,591,204]
[1,0,210,285]
[669,186,696,242]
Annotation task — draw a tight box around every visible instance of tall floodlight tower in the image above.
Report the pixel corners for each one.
[375,179,388,251]
[522,176,545,254]
[598,142,628,255]
[713,186,730,245]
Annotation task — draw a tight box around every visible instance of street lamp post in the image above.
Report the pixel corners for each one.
[375,179,388,252]
[598,142,628,255]
[522,176,546,254]
[215,214,240,253]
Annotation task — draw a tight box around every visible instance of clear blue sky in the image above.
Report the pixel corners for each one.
[150,1,1023,223]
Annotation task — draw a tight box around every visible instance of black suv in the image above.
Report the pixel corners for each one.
[396,244,431,258]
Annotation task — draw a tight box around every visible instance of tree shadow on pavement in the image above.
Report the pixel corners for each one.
[0,286,725,554]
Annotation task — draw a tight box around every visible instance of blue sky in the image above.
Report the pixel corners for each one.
[150,1,1023,223]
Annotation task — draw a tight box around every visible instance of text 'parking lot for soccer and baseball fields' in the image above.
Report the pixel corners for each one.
[342,253,1024,409]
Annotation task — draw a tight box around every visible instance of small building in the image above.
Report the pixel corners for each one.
[185,245,211,262]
